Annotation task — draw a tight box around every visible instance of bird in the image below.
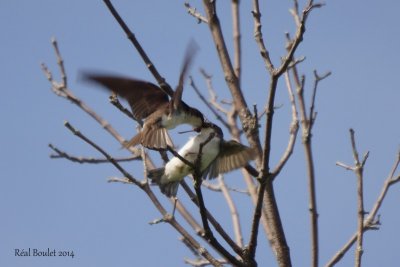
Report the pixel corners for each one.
[147,122,256,197]
[82,42,204,150]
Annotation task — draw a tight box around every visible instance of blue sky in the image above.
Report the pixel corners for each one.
[1,1,399,266]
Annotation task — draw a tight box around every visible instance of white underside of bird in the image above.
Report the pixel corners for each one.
[163,127,220,182]
[147,127,220,197]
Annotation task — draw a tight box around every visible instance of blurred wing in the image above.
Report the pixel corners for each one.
[172,40,198,110]
[206,140,256,179]
[82,73,169,119]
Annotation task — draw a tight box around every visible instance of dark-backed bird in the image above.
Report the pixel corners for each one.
[147,122,256,197]
[82,43,204,150]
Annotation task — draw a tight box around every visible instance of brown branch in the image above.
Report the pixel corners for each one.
[185,258,227,267]
[251,0,274,72]
[309,70,331,127]
[288,44,329,267]
[49,143,141,164]
[325,150,400,267]
[189,76,230,129]
[184,2,209,24]
[63,121,221,266]
[202,0,262,162]
[247,2,323,266]
[42,38,131,148]
[180,181,244,258]
[218,175,244,248]
[102,0,174,97]
[107,177,134,184]
[108,93,136,121]
[191,133,245,266]
[64,121,142,187]
[44,34,223,267]
[348,129,369,267]
[271,71,299,177]
[200,69,229,115]
[292,63,319,267]
[231,0,241,85]
[167,139,244,262]
[175,198,204,235]
[202,180,249,195]
[276,1,323,77]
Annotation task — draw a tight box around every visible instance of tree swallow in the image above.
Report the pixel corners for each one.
[147,122,256,197]
[82,43,204,150]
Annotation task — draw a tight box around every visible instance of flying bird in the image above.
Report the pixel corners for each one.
[82,43,204,150]
[147,122,256,197]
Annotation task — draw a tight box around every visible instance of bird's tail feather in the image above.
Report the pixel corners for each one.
[143,128,173,150]
[147,167,179,197]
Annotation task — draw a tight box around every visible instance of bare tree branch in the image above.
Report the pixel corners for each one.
[347,129,369,267]
[180,181,244,258]
[64,121,142,186]
[286,38,330,267]
[189,76,230,129]
[325,150,400,267]
[108,93,136,121]
[102,0,174,97]
[41,38,132,148]
[184,2,209,24]
[231,0,241,85]
[271,71,299,177]
[202,0,262,161]
[49,143,141,163]
[63,120,222,266]
[218,175,244,247]
[190,134,245,266]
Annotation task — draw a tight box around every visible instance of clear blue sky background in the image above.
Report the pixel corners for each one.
[1,1,399,266]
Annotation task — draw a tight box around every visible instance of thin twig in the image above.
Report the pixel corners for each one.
[309,71,331,127]
[288,34,329,267]
[348,129,368,267]
[191,133,245,266]
[180,181,244,257]
[247,2,323,266]
[42,38,129,147]
[184,258,227,267]
[63,120,221,266]
[167,138,244,262]
[219,175,244,247]
[202,180,250,195]
[202,0,262,161]
[49,144,140,163]
[325,150,400,267]
[189,76,230,129]
[64,121,142,187]
[108,93,135,121]
[271,71,299,177]
[102,0,174,97]
[107,177,134,184]
[251,0,274,72]
[200,69,229,115]
[184,2,209,24]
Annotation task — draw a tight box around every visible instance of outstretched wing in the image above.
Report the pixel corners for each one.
[172,40,198,110]
[206,140,256,179]
[82,73,169,120]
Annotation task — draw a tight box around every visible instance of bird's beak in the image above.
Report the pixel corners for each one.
[178,126,202,134]
[178,129,197,134]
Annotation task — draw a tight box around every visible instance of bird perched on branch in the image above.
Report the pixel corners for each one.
[147,122,256,197]
[82,42,204,150]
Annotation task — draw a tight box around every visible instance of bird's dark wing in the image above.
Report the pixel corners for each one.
[206,140,256,179]
[82,74,169,120]
[172,41,198,110]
